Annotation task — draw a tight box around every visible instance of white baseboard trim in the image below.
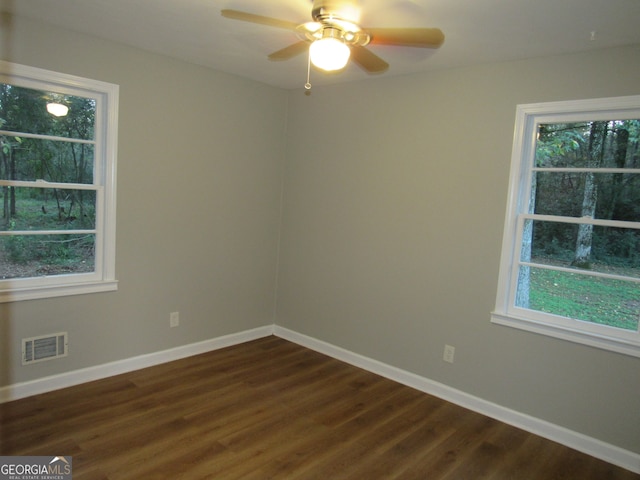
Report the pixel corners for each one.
[273,325,640,475]
[2,323,637,474]
[0,325,274,404]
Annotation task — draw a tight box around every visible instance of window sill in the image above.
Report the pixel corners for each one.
[491,311,640,358]
[0,280,118,303]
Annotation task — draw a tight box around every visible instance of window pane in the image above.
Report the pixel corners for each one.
[534,172,640,221]
[516,265,639,331]
[0,137,94,183]
[535,120,640,169]
[525,220,640,278]
[0,233,95,279]
[0,84,95,140]
[0,187,96,231]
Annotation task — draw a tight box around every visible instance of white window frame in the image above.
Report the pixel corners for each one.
[492,95,640,358]
[0,61,118,302]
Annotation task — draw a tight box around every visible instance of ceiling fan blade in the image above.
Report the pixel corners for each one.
[350,45,389,73]
[221,9,300,31]
[366,28,445,47]
[268,41,309,61]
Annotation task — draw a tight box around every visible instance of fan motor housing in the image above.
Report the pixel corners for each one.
[312,0,355,22]
[309,0,369,46]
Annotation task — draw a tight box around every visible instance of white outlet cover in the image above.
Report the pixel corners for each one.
[443,344,455,363]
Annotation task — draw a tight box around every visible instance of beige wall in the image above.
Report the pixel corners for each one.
[2,13,640,457]
[277,46,640,453]
[0,16,287,383]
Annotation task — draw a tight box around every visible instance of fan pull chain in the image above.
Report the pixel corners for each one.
[304,49,312,94]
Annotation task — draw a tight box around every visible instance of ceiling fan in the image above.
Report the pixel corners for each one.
[221,0,444,75]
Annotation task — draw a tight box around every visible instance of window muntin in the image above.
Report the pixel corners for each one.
[0,62,117,302]
[492,96,640,357]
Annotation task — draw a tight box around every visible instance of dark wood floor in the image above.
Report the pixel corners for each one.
[1,336,637,479]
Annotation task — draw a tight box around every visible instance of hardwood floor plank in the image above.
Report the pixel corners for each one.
[1,336,637,479]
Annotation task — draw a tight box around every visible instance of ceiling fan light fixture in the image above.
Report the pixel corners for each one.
[46,102,69,117]
[221,5,445,79]
[309,28,350,71]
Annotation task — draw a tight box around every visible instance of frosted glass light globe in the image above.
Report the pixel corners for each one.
[310,38,350,71]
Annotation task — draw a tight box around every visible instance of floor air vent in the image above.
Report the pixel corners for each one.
[22,332,68,365]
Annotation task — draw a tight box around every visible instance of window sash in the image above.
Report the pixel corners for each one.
[508,220,640,343]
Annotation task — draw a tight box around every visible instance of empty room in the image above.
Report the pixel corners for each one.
[1,0,639,478]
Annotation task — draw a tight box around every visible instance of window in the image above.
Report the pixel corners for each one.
[0,62,118,302]
[492,95,640,357]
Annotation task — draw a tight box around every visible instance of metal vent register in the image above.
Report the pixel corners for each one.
[22,333,68,365]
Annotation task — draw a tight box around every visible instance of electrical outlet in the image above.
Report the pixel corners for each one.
[169,311,180,328]
[443,344,455,363]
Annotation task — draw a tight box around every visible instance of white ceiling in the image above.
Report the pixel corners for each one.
[7,0,640,90]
